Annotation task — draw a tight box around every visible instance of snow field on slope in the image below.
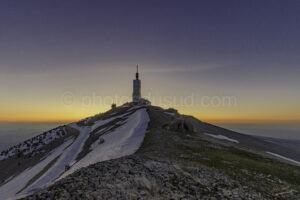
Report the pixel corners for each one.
[0,138,74,200]
[0,108,150,199]
[60,108,149,178]
[24,112,135,193]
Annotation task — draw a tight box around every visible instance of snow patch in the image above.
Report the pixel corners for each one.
[266,152,300,165]
[164,112,175,116]
[90,112,129,132]
[25,118,122,192]
[0,138,74,200]
[0,127,67,161]
[127,105,142,111]
[90,137,105,151]
[204,133,239,143]
[24,125,91,192]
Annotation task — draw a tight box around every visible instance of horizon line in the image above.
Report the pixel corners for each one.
[1,118,299,124]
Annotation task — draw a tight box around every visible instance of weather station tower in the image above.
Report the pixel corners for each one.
[132,65,141,102]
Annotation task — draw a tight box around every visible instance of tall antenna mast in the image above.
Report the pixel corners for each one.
[136,64,139,79]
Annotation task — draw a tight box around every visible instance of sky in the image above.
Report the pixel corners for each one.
[0,0,300,123]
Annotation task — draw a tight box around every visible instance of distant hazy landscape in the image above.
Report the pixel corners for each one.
[1,121,299,153]
[0,122,65,151]
[217,123,300,140]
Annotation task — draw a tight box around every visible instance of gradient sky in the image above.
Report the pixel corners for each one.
[0,0,300,123]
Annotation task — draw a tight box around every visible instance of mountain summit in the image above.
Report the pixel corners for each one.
[0,103,299,199]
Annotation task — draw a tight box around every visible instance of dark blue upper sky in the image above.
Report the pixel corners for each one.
[1,0,300,71]
[0,0,299,121]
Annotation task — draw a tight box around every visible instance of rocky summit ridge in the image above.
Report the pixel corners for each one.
[0,103,300,200]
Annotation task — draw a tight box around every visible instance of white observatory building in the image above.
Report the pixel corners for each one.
[132,65,150,105]
[132,65,141,102]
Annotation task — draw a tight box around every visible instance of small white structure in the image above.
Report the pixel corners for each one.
[139,98,151,105]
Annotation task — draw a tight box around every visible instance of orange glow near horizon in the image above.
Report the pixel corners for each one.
[0,67,299,125]
[1,104,299,124]
[2,117,300,124]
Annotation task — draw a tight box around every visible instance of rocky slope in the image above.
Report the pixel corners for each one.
[0,103,300,199]
[22,155,268,200]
